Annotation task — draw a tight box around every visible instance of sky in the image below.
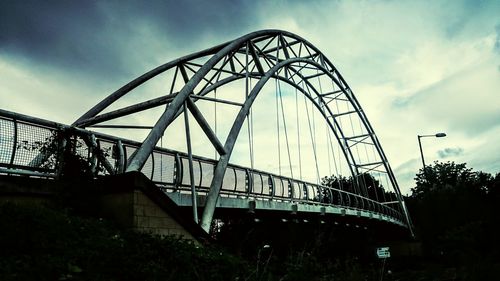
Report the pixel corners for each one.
[1,0,499,194]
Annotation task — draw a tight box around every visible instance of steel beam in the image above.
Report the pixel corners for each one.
[77,94,177,127]
[189,94,244,107]
[89,125,154,129]
[183,102,199,223]
[185,98,226,156]
[248,42,265,75]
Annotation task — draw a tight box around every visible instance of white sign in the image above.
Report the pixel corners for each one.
[376,247,390,258]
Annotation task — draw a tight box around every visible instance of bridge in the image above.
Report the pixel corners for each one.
[0,30,412,236]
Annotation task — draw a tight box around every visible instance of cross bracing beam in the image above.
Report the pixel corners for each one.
[77,93,178,128]
[247,42,265,75]
[185,98,226,156]
[355,161,385,168]
[348,139,375,148]
[343,133,372,140]
[331,110,358,118]
[320,90,343,97]
[358,164,386,174]
[71,30,413,236]
[188,95,244,107]
[185,61,245,78]
[304,72,325,80]
[89,125,154,129]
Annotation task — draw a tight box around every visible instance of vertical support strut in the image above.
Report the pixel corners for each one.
[89,134,98,175]
[116,139,125,174]
[9,119,18,168]
[55,133,67,180]
[184,102,198,223]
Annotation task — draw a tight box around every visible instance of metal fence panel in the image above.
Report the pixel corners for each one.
[0,118,15,166]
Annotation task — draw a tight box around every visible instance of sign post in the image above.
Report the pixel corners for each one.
[376,247,390,259]
[376,247,390,281]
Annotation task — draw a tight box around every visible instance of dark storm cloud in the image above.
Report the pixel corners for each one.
[125,0,255,40]
[0,0,128,77]
[0,0,255,80]
[437,147,464,158]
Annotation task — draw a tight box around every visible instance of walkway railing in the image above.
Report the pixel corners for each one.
[0,109,405,224]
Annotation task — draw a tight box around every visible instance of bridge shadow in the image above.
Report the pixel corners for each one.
[170,201,412,260]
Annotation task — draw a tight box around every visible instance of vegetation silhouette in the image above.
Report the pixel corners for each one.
[2,159,500,280]
[407,161,500,264]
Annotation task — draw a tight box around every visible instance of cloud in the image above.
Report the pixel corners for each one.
[495,23,500,54]
[438,147,464,158]
[0,1,130,79]
[0,0,257,82]
[393,158,422,194]
[1,0,500,196]
[390,56,500,136]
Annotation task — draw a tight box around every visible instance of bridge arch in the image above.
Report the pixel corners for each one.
[73,30,412,234]
[201,58,355,230]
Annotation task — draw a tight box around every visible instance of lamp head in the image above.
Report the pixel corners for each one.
[435,133,447,138]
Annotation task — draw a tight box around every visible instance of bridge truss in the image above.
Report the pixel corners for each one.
[0,30,412,235]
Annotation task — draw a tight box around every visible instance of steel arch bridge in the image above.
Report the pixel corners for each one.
[0,30,412,235]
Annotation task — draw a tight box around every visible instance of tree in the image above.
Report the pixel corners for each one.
[411,161,477,198]
[322,173,395,202]
[407,161,500,261]
[23,130,110,180]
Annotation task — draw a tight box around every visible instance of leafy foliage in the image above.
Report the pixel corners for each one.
[322,173,398,202]
[411,161,492,198]
[20,130,110,179]
[407,161,500,263]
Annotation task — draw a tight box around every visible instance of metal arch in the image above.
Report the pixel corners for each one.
[307,57,412,231]
[79,68,359,179]
[76,65,361,187]
[73,29,345,127]
[73,30,279,126]
[291,43,411,227]
[199,58,370,231]
[71,29,412,233]
[72,40,232,126]
[73,30,360,183]
[123,32,280,172]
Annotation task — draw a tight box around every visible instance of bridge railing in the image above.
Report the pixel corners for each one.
[0,115,59,177]
[0,109,405,224]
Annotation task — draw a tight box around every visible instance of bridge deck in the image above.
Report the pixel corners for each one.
[0,109,407,228]
[166,191,406,227]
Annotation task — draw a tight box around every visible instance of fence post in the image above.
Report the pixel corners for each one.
[55,129,67,180]
[89,134,98,175]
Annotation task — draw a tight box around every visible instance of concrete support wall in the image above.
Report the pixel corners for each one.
[99,192,134,228]
[98,190,196,240]
[133,190,195,239]
[1,173,204,242]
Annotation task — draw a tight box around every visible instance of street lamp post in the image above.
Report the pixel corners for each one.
[417,133,447,169]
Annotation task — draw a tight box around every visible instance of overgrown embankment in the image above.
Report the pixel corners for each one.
[0,203,383,281]
[0,203,246,281]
